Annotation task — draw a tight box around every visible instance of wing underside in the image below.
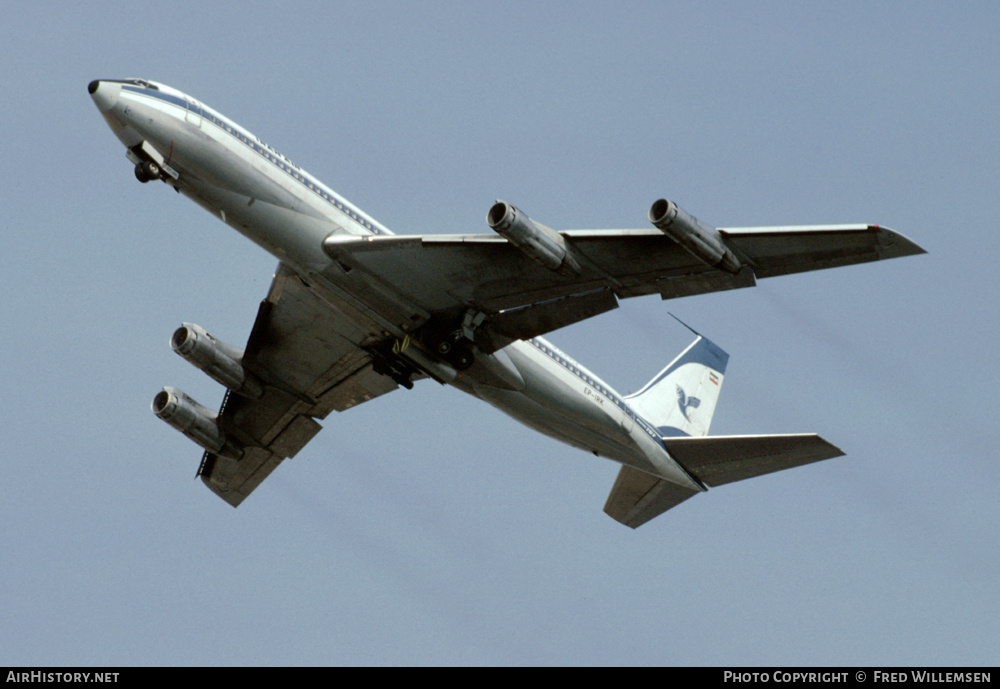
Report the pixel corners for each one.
[198,264,400,506]
[323,224,923,350]
[603,466,700,529]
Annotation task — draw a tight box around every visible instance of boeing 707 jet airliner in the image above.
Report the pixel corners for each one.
[89,78,924,527]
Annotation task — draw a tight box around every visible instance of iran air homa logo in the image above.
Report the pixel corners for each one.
[676,385,700,420]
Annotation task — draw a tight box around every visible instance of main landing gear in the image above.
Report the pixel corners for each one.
[370,349,417,389]
[368,327,476,389]
[432,337,475,370]
[422,310,486,371]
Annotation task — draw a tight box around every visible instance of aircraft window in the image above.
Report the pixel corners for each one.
[124,79,159,90]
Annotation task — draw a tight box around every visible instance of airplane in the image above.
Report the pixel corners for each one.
[89,78,925,528]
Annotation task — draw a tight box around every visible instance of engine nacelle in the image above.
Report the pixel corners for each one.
[151,387,243,459]
[487,201,580,273]
[171,323,263,398]
[648,199,742,274]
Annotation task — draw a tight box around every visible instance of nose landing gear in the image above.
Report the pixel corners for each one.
[134,160,161,183]
[127,141,178,185]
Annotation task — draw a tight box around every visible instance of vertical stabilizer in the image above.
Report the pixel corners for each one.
[625,334,728,438]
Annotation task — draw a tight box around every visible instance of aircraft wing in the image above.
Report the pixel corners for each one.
[198,263,402,506]
[323,224,923,350]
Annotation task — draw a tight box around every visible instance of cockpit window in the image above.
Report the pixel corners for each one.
[123,78,159,91]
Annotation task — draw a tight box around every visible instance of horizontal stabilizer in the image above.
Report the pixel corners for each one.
[661,433,844,487]
[603,465,699,529]
[603,434,843,528]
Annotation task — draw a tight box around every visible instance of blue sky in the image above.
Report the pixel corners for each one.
[2,1,997,666]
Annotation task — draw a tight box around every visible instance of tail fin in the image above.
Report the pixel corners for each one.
[625,332,729,438]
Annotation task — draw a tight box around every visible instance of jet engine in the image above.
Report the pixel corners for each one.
[487,201,581,273]
[648,199,742,274]
[171,323,263,398]
[151,387,243,459]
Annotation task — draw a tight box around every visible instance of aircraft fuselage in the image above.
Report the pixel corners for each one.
[89,78,703,491]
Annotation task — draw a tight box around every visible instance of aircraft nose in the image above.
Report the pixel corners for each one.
[88,79,118,112]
